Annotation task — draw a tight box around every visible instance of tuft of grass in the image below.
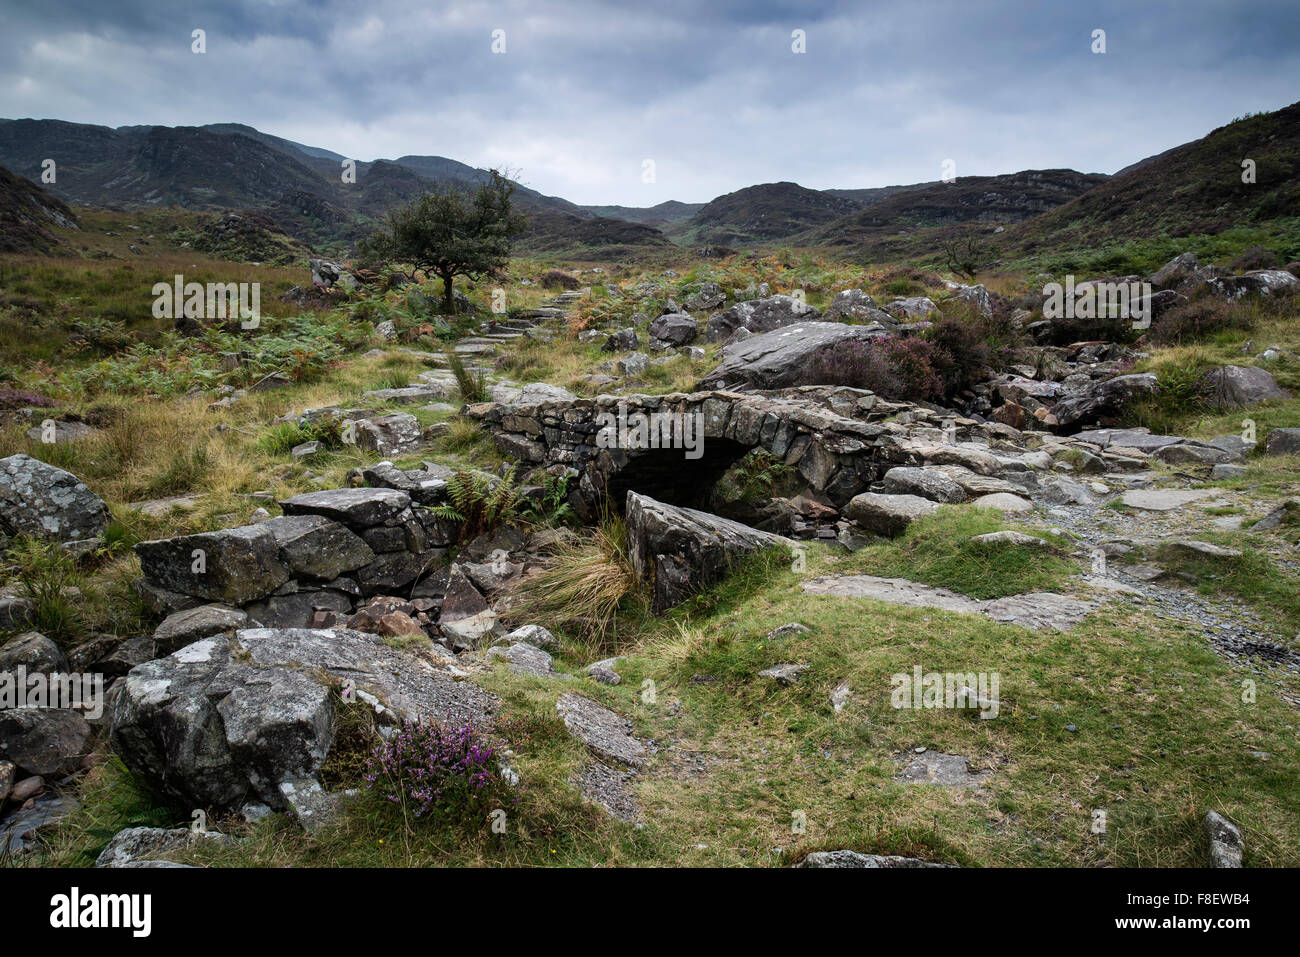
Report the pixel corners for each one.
[514,512,642,654]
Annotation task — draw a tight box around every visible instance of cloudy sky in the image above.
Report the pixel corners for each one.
[3,0,1298,205]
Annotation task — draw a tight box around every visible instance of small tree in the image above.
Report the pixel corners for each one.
[364,170,528,315]
[941,231,984,280]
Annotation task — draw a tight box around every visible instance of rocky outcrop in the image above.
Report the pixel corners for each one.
[110,628,498,813]
[697,322,889,391]
[626,492,794,612]
[705,294,821,343]
[134,484,467,631]
[0,454,110,552]
[1051,373,1158,431]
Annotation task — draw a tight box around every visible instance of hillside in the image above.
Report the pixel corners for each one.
[684,181,863,244]
[800,169,1109,248]
[0,165,77,253]
[0,119,653,254]
[578,200,705,225]
[1005,102,1300,254]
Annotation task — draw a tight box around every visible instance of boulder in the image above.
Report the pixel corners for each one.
[882,297,938,320]
[825,289,893,324]
[111,628,497,812]
[135,525,291,605]
[648,312,699,347]
[260,514,375,581]
[1052,373,1159,430]
[601,328,639,352]
[0,631,67,674]
[0,708,91,776]
[1149,252,1202,290]
[845,493,941,537]
[0,454,110,550]
[705,295,821,343]
[353,412,426,456]
[878,467,967,503]
[1204,811,1243,868]
[1264,428,1300,457]
[1207,269,1298,300]
[697,321,889,391]
[1203,365,1290,408]
[626,491,794,613]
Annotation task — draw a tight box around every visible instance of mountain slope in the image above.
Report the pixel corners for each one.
[685,181,863,244]
[800,169,1109,247]
[0,119,656,251]
[0,165,78,253]
[1006,101,1300,252]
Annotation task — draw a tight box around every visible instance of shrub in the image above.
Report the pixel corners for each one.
[811,336,943,401]
[364,717,507,824]
[540,269,580,290]
[1148,295,1253,345]
[923,310,1025,396]
[0,387,54,410]
[1230,244,1278,272]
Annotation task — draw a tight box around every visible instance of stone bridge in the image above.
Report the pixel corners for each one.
[466,387,970,517]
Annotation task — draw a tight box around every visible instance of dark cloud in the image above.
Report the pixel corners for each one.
[2,0,1297,204]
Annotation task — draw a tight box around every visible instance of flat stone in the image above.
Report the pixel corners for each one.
[971,530,1048,548]
[153,604,249,652]
[896,752,990,787]
[758,663,810,686]
[1121,489,1215,511]
[95,826,237,867]
[279,488,411,527]
[971,492,1035,513]
[555,693,644,768]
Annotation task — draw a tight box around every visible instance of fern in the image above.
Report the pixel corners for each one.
[434,467,523,542]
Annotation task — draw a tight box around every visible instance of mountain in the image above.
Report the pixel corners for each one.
[683,181,864,244]
[578,200,705,225]
[0,165,77,253]
[799,169,1110,248]
[1006,102,1300,252]
[0,119,656,252]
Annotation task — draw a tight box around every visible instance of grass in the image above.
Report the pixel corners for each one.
[833,508,1078,600]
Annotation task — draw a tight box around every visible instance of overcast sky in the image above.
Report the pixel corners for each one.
[3,0,1298,205]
